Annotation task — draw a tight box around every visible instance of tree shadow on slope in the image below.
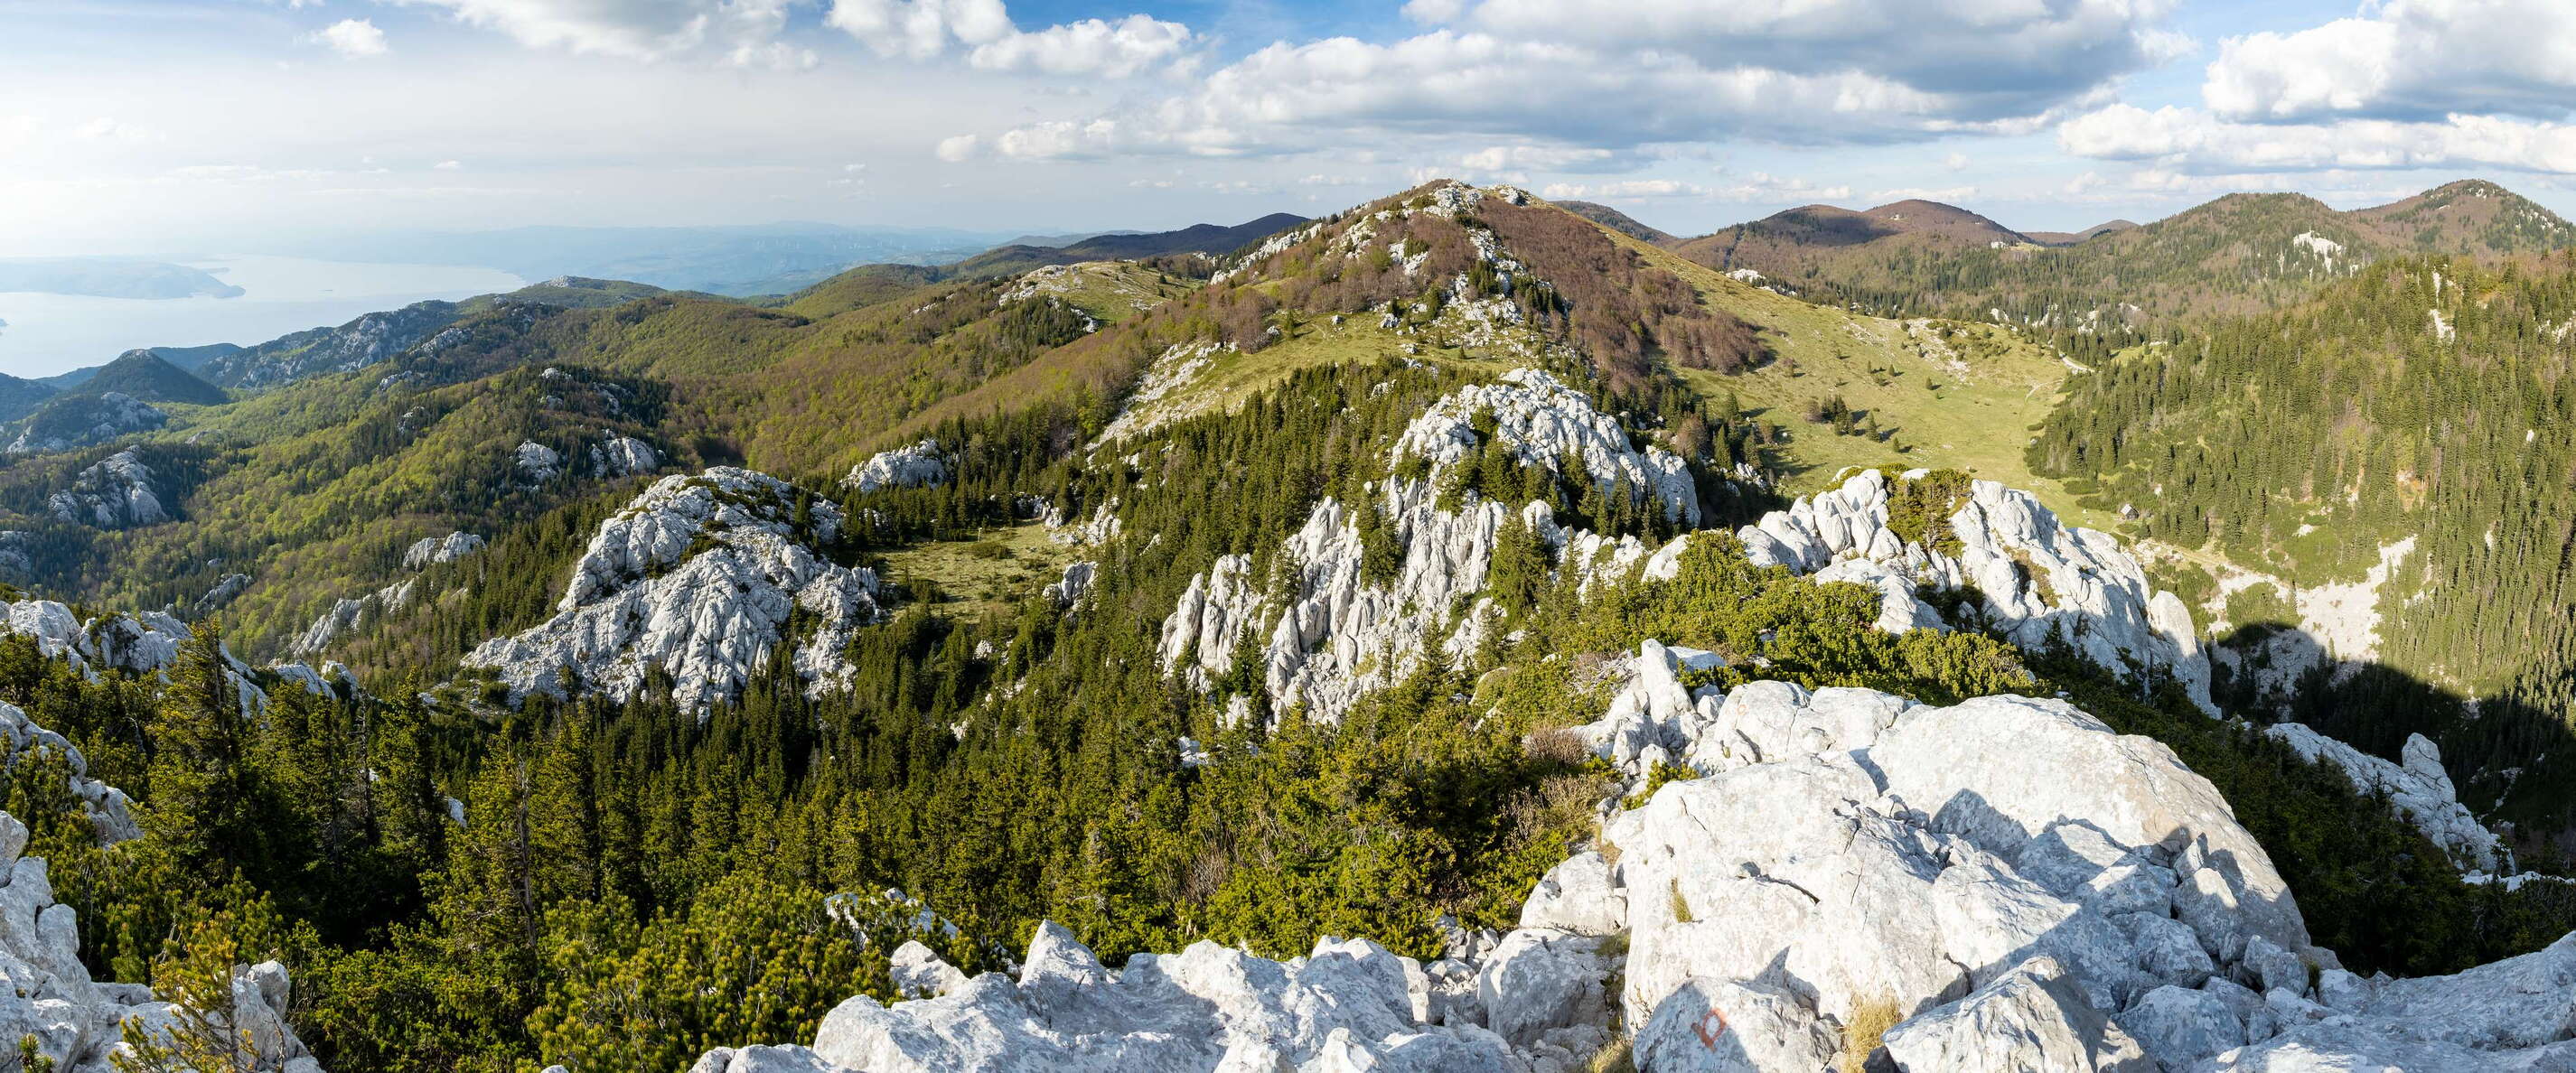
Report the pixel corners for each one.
[2026,647,2576,976]
[2206,620,2576,872]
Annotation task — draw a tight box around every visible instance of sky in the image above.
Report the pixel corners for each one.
[7,0,2576,257]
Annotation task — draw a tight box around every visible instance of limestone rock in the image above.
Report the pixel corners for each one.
[402,531,487,570]
[889,941,969,1000]
[1158,369,1705,722]
[464,468,885,713]
[47,449,165,529]
[1879,956,2153,1072]
[6,393,166,455]
[591,434,659,479]
[1738,469,2215,714]
[2114,984,2243,1069]
[843,439,950,493]
[1632,976,1840,1073]
[0,809,322,1071]
[1044,561,1095,609]
[514,440,561,483]
[192,572,251,614]
[2263,723,2500,871]
[716,922,1531,1073]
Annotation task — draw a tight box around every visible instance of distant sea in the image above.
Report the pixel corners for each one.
[0,256,525,378]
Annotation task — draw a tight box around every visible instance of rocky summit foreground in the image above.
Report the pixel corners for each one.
[687,646,2576,1072]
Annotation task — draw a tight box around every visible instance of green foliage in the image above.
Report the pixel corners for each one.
[2031,254,2576,837]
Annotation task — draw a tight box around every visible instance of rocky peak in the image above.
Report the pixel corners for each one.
[48,448,166,529]
[464,467,886,713]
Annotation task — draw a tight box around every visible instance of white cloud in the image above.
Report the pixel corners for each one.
[963,0,2190,169]
[2203,0,2576,123]
[1871,184,1980,202]
[2059,103,2576,174]
[966,14,1190,78]
[1428,0,2191,119]
[75,117,160,143]
[433,159,464,170]
[1541,173,1853,202]
[392,0,794,62]
[1460,145,1616,172]
[934,133,980,162]
[1944,152,1969,172]
[827,0,1186,78]
[1541,179,1702,199]
[828,0,1012,61]
[309,18,389,58]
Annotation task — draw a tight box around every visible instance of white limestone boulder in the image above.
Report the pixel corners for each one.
[843,440,951,493]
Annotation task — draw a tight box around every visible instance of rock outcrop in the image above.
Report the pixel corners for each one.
[402,531,486,571]
[0,700,139,843]
[192,572,250,615]
[698,648,2576,1071]
[6,392,166,455]
[290,581,414,657]
[688,923,1531,1073]
[1157,369,1695,722]
[1738,469,2213,714]
[0,810,322,1071]
[464,468,885,713]
[48,449,166,529]
[2265,724,2501,871]
[591,434,658,479]
[514,441,562,484]
[843,440,951,493]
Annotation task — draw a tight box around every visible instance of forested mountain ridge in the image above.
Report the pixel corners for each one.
[2034,251,2576,848]
[0,179,2569,1071]
[1672,178,2574,330]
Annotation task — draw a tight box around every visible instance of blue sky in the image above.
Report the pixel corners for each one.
[6,0,2576,256]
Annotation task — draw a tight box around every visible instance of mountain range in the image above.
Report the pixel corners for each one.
[0,176,2572,1073]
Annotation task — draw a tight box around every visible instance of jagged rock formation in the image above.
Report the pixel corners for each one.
[402,531,486,571]
[192,572,250,615]
[1740,471,2515,875]
[464,468,886,712]
[2266,724,2501,872]
[1044,561,1094,609]
[0,699,139,843]
[698,650,2576,1071]
[590,434,658,479]
[5,600,187,677]
[1158,369,1695,722]
[0,809,321,1070]
[48,448,166,529]
[290,581,414,657]
[1738,468,2212,714]
[688,923,1530,1072]
[843,439,951,493]
[514,441,562,484]
[6,392,166,455]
